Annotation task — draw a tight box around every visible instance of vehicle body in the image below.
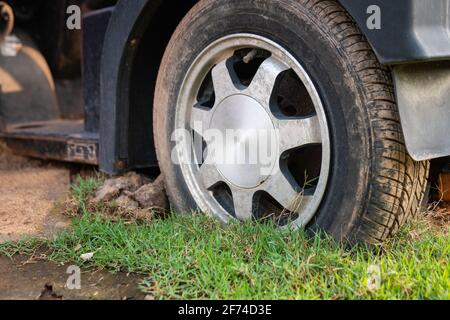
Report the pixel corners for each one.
[0,0,449,243]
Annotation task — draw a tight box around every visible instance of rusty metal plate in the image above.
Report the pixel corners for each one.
[439,173,450,202]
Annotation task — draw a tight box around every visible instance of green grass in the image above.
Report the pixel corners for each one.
[0,177,449,300]
[71,176,103,214]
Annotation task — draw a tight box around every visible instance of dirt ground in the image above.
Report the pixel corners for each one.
[0,143,149,300]
[0,254,146,300]
[0,143,71,243]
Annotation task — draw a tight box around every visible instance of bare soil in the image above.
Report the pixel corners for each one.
[0,143,148,300]
[0,254,146,300]
[0,143,71,243]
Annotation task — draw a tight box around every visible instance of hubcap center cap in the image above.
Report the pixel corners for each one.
[209,94,277,189]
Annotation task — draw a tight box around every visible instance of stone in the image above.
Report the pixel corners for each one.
[92,183,120,204]
[134,175,169,211]
[92,172,149,204]
[121,172,151,192]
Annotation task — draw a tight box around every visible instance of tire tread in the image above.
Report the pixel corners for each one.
[306,0,429,242]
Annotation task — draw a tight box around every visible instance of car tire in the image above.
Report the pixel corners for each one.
[153,0,429,243]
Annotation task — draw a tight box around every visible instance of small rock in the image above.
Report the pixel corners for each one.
[134,175,169,211]
[92,172,149,204]
[92,183,120,204]
[109,172,149,193]
[124,172,151,192]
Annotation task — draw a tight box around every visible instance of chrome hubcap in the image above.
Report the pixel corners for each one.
[210,94,276,189]
[176,34,330,227]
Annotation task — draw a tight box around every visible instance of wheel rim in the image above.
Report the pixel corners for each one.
[174,34,330,228]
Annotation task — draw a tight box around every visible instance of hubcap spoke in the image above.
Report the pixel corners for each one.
[246,57,290,106]
[212,60,242,102]
[198,163,223,190]
[231,188,254,221]
[263,171,311,212]
[191,105,212,135]
[277,115,322,153]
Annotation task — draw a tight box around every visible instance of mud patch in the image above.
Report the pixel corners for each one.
[81,172,169,223]
[0,254,145,300]
[0,143,71,243]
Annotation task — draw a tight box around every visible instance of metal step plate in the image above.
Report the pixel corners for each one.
[1,120,99,165]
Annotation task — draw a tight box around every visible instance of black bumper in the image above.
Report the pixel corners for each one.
[339,0,450,65]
